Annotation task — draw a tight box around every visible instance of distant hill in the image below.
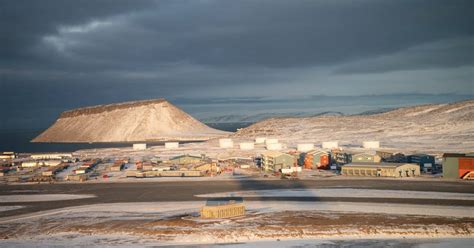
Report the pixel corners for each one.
[234,99,474,153]
[32,99,229,143]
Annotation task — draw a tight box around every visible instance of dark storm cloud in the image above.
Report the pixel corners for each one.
[1,0,473,72]
[0,0,473,130]
[335,36,474,74]
[0,0,154,58]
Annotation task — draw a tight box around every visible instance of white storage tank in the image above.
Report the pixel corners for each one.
[265,138,279,145]
[165,142,179,149]
[255,137,266,144]
[297,143,314,152]
[133,143,147,150]
[363,141,380,149]
[239,142,255,150]
[219,138,234,148]
[266,143,283,150]
[322,141,339,149]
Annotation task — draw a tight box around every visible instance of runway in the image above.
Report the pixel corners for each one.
[1,178,473,219]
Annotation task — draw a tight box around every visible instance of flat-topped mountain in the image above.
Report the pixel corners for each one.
[33,99,229,143]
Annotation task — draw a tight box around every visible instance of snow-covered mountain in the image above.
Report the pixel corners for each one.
[234,99,474,153]
[32,99,229,143]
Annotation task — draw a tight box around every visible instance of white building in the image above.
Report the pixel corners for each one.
[133,143,147,150]
[21,161,39,168]
[239,142,255,150]
[41,160,62,167]
[363,141,380,149]
[266,143,283,151]
[31,153,72,160]
[165,142,179,149]
[219,138,234,148]
[297,143,314,152]
[322,141,339,149]
[265,138,279,145]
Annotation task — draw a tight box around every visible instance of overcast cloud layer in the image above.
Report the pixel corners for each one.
[0,0,473,129]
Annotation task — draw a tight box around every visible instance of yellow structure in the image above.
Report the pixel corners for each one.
[193,162,219,173]
[169,154,204,164]
[0,152,15,160]
[342,163,420,178]
[201,201,245,219]
[21,161,39,168]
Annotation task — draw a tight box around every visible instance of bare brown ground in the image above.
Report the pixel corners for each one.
[0,211,472,242]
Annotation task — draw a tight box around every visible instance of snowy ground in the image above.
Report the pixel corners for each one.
[0,199,473,246]
[0,194,95,203]
[0,206,23,213]
[1,236,473,248]
[196,188,474,201]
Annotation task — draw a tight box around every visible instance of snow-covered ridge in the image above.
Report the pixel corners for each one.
[235,99,474,152]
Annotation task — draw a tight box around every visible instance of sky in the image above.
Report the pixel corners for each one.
[0,0,473,129]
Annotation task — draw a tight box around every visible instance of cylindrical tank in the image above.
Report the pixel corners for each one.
[219,138,234,148]
[266,143,282,150]
[165,142,179,149]
[363,141,380,149]
[297,143,314,152]
[133,143,147,150]
[239,142,255,150]
[265,138,279,145]
[322,141,339,149]
[255,137,266,144]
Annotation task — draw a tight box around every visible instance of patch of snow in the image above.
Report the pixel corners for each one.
[445,104,474,113]
[406,106,444,117]
[0,206,24,212]
[195,188,474,201]
[2,200,473,224]
[0,194,96,203]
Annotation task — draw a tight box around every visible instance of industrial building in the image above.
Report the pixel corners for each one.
[169,154,206,164]
[407,154,435,173]
[331,150,352,165]
[0,152,15,160]
[303,150,330,169]
[126,170,203,177]
[352,152,382,163]
[442,153,474,179]
[384,153,408,163]
[342,163,420,178]
[192,162,219,173]
[376,150,394,161]
[31,153,72,160]
[261,151,296,172]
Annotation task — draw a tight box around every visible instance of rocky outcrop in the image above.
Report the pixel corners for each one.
[33,98,230,143]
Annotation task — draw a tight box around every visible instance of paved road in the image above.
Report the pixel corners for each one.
[1,179,473,218]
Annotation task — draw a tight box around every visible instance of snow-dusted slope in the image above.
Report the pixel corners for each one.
[235,99,474,152]
[33,99,229,143]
